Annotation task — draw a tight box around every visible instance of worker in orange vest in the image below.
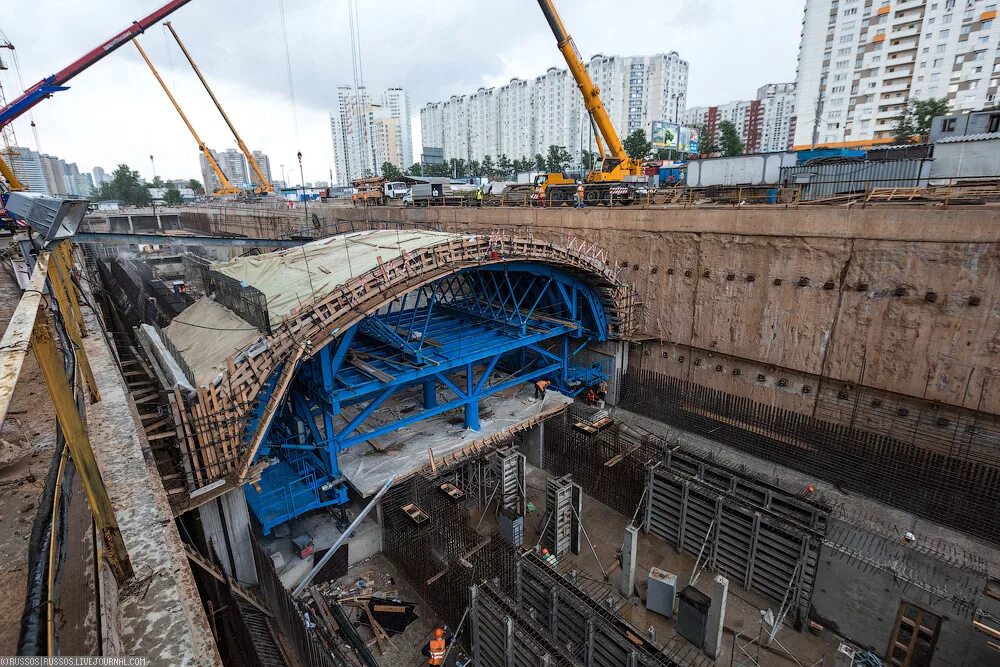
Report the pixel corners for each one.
[534,378,551,399]
[422,627,450,665]
[584,387,598,406]
[576,183,585,208]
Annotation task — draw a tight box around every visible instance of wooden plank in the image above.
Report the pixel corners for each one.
[0,251,50,429]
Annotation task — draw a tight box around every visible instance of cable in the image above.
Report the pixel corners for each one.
[166,317,260,332]
[276,0,300,143]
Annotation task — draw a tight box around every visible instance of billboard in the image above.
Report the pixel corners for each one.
[680,126,700,153]
[651,121,679,149]
[652,121,699,153]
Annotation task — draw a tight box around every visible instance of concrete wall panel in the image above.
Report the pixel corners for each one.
[172,204,1000,416]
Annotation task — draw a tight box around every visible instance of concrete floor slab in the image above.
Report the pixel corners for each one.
[339,385,572,496]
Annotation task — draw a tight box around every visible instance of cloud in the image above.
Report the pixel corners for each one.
[2,0,803,182]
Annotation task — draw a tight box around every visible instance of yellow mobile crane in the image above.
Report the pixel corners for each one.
[164,22,273,194]
[132,37,239,196]
[534,0,647,206]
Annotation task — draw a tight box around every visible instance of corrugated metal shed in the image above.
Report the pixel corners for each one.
[930,133,1000,180]
[780,159,932,200]
[935,132,1000,143]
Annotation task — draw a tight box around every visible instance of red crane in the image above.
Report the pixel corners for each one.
[0,0,193,190]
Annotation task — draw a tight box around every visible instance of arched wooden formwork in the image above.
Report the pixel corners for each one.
[172,233,638,508]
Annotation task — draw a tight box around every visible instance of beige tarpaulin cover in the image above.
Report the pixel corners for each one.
[211,229,465,323]
[162,297,261,386]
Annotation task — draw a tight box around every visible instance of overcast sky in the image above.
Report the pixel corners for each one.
[3,0,804,184]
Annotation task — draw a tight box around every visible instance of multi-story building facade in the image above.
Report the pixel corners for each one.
[419,52,689,166]
[330,86,413,184]
[793,0,1000,149]
[683,82,796,153]
[4,147,49,193]
[250,150,272,187]
[92,166,109,186]
[39,154,68,195]
[383,88,413,169]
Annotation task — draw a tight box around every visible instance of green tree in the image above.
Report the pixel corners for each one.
[544,145,572,173]
[448,158,468,178]
[718,120,744,156]
[580,150,599,170]
[481,154,496,178]
[533,153,546,171]
[406,162,423,176]
[381,161,403,180]
[512,157,531,174]
[187,178,204,194]
[163,187,183,205]
[497,154,513,179]
[890,111,918,144]
[696,124,718,155]
[468,160,482,177]
[96,164,151,206]
[623,129,652,161]
[423,162,451,177]
[892,98,950,143]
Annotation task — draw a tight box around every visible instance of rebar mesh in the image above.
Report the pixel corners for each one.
[619,367,1000,545]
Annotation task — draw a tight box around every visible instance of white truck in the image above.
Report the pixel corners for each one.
[383,181,408,199]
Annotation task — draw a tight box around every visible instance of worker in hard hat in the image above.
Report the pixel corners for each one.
[541,548,558,567]
[576,182,585,209]
[534,378,551,400]
[422,627,451,665]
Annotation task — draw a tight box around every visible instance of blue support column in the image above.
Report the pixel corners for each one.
[423,379,437,409]
[465,362,480,431]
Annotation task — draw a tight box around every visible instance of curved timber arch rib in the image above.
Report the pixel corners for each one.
[173,232,638,502]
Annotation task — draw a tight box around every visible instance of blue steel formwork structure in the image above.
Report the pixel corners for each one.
[244,261,611,533]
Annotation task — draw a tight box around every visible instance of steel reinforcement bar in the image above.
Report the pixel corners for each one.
[619,367,1000,545]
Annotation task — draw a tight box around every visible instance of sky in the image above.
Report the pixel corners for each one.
[2,0,804,185]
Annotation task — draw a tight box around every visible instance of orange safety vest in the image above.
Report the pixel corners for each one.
[535,380,551,391]
[428,638,446,665]
[577,185,585,196]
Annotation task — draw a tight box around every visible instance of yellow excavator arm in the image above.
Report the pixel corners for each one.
[132,37,239,195]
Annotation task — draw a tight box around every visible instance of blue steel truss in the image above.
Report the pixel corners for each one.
[244,262,610,533]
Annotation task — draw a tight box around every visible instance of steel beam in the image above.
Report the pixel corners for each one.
[31,313,133,582]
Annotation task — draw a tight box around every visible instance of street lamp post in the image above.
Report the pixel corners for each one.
[298,151,309,229]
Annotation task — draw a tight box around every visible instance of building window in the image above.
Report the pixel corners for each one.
[933,57,944,66]
[943,13,952,23]
[942,117,957,131]
[886,603,941,667]
[940,29,950,38]
[988,114,1000,133]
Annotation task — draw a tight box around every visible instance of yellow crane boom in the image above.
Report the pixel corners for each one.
[536,0,643,181]
[164,22,273,194]
[0,151,24,192]
[132,37,238,195]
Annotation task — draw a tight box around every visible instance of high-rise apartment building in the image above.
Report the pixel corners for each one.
[330,86,413,185]
[215,149,250,187]
[4,147,49,193]
[793,0,1000,148]
[251,150,272,187]
[419,52,688,165]
[683,83,797,153]
[39,154,68,195]
[92,166,110,185]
